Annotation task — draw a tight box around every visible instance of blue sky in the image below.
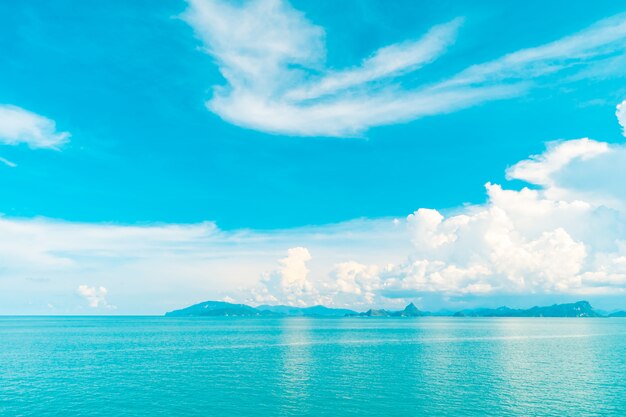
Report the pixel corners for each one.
[2,0,626,313]
[1,0,625,228]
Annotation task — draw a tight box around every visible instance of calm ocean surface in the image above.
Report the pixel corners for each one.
[1,317,625,416]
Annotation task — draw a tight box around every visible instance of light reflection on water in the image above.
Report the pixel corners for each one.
[1,317,625,416]
[277,317,313,414]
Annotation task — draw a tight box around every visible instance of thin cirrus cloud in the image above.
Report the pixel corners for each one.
[0,104,70,149]
[617,99,626,136]
[284,18,465,101]
[441,15,626,88]
[0,157,17,168]
[183,0,626,137]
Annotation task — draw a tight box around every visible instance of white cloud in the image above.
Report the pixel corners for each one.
[443,13,626,87]
[618,99,626,136]
[0,157,16,168]
[506,138,609,187]
[382,186,594,297]
[251,247,317,306]
[77,285,113,309]
[504,102,626,208]
[183,0,626,136]
[286,18,464,101]
[325,261,381,306]
[0,105,69,149]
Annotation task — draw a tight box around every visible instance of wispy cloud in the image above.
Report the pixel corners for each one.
[0,157,17,168]
[0,105,69,149]
[442,14,626,88]
[506,138,609,187]
[183,0,626,136]
[285,18,464,101]
[617,99,626,136]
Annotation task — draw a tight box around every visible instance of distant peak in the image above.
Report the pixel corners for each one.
[404,302,420,311]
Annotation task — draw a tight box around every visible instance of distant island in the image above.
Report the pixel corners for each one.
[165,301,358,317]
[165,300,626,318]
[453,300,602,317]
[346,302,427,317]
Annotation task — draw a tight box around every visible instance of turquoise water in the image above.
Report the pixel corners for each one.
[1,317,625,416]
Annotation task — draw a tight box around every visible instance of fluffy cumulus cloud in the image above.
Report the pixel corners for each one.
[77,285,113,309]
[250,249,384,307]
[183,0,626,136]
[378,104,626,301]
[0,105,69,149]
[243,100,626,305]
[384,186,594,297]
[325,262,382,307]
[251,247,316,306]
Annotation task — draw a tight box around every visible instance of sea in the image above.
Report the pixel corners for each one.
[1,316,625,416]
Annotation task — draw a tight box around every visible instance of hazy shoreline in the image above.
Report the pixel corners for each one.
[165,300,626,318]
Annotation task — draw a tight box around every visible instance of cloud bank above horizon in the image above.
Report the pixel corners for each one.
[3,101,626,313]
[183,0,626,136]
